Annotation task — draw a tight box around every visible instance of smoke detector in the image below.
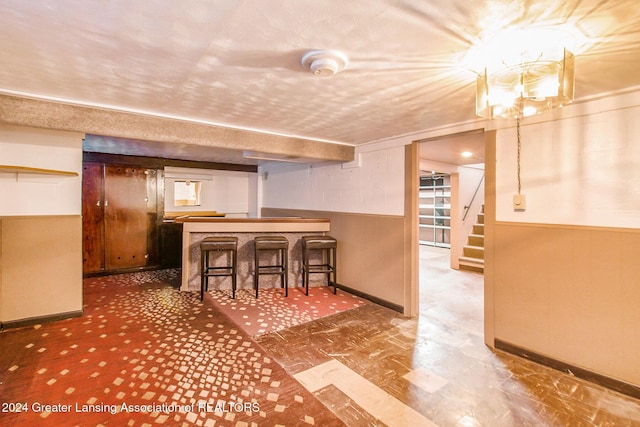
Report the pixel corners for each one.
[301,50,349,77]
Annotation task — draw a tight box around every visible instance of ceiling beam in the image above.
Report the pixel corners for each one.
[0,94,354,163]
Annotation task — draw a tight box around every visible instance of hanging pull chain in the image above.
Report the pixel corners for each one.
[516,116,522,195]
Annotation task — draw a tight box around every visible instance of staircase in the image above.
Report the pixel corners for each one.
[459,206,484,273]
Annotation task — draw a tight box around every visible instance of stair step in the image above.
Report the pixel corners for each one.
[463,245,484,259]
[473,223,484,235]
[459,256,484,273]
[462,205,485,273]
[468,234,484,246]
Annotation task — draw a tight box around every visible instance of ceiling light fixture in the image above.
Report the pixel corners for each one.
[469,27,577,205]
[461,151,473,158]
[476,48,574,119]
[469,27,576,119]
[301,50,348,77]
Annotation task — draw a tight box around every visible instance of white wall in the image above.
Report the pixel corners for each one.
[164,166,257,217]
[0,124,83,216]
[261,145,405,216]
[495,90,640,228]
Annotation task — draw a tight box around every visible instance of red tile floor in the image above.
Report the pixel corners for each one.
[0,270,344,426]
[2,249,640,426]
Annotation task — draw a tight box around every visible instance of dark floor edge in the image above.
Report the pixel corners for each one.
[83,265,161,278]
[1,310,83,331]
[335,283,403,313]
[495,339,640,400]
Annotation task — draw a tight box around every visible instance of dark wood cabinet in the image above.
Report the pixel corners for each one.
[82,162,104,272]
[160,222,183,269]
[82,162,159,274]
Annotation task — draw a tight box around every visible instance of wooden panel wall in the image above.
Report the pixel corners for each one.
[492,222,640,387]
[103,164,150,270]
[82,162,104,271]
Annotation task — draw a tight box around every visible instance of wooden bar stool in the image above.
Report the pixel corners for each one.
[200,236,238,300]
[301,235,337,296]
[254,235,289,298]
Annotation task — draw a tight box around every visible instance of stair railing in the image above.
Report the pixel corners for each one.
[462,173,485,221]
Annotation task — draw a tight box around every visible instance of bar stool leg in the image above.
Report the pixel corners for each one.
[283,248,288,297]
[325,248,331,290]
[279,248,284,289]
[331,246,337,294]
[200,250,207,301]
[231,248,237,299]
[254,242,259,298]
[302,245,308,296]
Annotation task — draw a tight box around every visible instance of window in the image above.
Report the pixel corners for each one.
[174,181,202,206]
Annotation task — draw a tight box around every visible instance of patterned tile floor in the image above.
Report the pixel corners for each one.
[2,250,640,426]
[256,247,640,426]
[206,287,368,336]
[0,270,344,426]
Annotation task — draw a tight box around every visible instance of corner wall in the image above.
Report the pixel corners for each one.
[261,144,408,312]
[487,90,640,388]
[0,124,83,326]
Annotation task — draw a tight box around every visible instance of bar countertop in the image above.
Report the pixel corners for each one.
[175,216,329,223]
[179,216,331,291]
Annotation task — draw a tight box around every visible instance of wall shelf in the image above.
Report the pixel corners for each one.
[0,165,78,177]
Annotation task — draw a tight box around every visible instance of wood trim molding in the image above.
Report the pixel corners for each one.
[483,129,497,347]
[0,164,78,176]
[175,217,330,224]
[335,283,404,313]
[494,220,640,234]
[83,152,257,173]
[1,310,83,330]
[495,339,640,400]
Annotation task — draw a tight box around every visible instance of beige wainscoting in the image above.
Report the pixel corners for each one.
[262,208,406,312]
[0,216,83,327]
[491,221,640,388]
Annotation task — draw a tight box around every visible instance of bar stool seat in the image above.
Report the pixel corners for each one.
[254,235,289,298]
[301,235,337,296]
[200,236,238,300]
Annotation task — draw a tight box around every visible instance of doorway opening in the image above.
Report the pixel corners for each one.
[419,173,451,249]
[417,131,485,271]
[413,130,485,321]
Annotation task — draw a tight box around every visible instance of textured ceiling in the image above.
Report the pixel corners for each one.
[1,0,640,163]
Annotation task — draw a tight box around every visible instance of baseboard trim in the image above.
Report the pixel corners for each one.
[495,339,640,400]
[83,265,161,278]
[335,283,403,313]
[1,310,83,330]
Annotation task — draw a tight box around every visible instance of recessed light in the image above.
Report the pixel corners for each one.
[461,151,473,158]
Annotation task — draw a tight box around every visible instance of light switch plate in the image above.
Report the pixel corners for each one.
[513,194,526,211]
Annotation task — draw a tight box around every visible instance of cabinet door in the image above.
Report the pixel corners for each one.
[103,165,149,269]
[82,162,105,272]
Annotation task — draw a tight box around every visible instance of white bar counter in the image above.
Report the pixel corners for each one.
[176,216,330,292]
